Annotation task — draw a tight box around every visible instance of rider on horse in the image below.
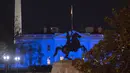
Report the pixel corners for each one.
[66,31,81,51]
[53,31,87,60]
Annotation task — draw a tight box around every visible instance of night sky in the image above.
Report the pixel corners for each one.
[0,0,128,46]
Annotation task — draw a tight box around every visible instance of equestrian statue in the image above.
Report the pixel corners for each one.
[53,31,87,60]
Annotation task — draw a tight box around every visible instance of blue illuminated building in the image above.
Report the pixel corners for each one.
[14,30,103,67]
[0,30,103,68]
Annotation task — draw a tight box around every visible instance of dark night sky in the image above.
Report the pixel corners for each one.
[0,0,128,46]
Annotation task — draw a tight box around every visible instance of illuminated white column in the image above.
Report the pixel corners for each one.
[14,0,22,36]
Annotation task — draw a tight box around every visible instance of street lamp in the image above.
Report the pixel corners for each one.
[3,55,10,73]
[14,56,20,73]
[14,56,20,61]
[3,55,10,61]
[60,56,64,61]
[47,57,50,65]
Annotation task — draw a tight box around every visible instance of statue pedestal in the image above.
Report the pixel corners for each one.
[51,60,82,73]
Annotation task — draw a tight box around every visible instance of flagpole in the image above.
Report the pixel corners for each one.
[70,5,74,37]
[71,5,73,30]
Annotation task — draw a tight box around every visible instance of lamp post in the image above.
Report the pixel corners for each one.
[47,57,51,65]
[60,56,64,61]
[3,55,10,73]
[14,56,20,73]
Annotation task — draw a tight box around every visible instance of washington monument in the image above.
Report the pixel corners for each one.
[14,0,22,36]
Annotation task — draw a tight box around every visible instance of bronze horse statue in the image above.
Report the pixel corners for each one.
[53,31,87,60]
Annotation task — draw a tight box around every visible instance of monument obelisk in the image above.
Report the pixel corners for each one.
[14,0,22,43]
[14,0,22,37]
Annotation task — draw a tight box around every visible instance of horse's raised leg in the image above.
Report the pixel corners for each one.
[53,47,62,57]
[81,45,87,53]
[64,54,72,60]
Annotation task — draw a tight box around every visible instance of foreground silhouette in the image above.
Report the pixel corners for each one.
[53,31,87,60]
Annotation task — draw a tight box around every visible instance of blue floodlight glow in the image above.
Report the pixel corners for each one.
[0,31,103,68]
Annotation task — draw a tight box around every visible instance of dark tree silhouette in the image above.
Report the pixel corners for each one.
[74,5,130,73]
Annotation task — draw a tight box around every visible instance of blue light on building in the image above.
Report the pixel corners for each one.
[0,31,103,68]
